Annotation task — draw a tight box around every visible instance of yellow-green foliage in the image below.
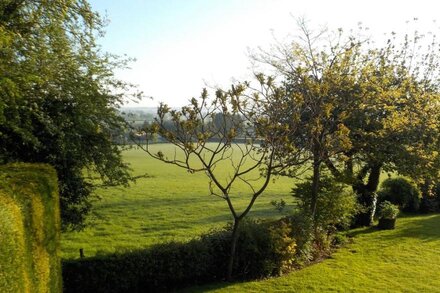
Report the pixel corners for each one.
[0,163,61,293]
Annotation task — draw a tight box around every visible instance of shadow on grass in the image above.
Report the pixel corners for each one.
[97,195,217,210]
[347,214,440,241]
[346,225,379,238]
[197,206,288,225]
[391,213,440,241]
[179,281,243,293]
[180,213,440,293]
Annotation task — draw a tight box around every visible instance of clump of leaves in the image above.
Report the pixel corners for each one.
[378,177,421,212]
[292,175,358,230]
[271,199,286,212]
[377,201,399,220]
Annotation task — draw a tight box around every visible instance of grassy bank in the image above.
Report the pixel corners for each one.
[186,214,440,292]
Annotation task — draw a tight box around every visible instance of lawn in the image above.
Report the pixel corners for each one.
[61,145,440,292]
[185,214,440,292]
[61,145,295,259]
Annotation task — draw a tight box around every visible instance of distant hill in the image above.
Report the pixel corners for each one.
[120,107,157,114]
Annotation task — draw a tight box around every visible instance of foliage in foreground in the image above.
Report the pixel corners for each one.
[0,164,61,293]
[378,177,421,212]
[0,0,135,230]
[376,201,400,220]
[63,209,347,293]
[292,175,358,230]
[255,20,440,227]
[63,218,324,292]
[186,214,440,292]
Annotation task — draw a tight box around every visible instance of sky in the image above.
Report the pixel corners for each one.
[88,0,440,107]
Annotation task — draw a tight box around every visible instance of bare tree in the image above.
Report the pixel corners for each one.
[139,78,304,280]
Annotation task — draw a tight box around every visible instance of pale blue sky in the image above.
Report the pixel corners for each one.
[89,0,440,107]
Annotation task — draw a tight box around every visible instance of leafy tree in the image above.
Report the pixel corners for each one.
[329,27,440,225]
[142,80,302,280]
[0,0,138,230]
[254,20,440,226]
[253,21,367,221]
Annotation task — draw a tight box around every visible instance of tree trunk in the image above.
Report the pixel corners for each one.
[353,185,376,226]
[352,164,382,227]
[310,157,320,219]
[226,218,240,281]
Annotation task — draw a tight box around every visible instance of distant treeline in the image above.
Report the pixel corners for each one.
[116,111,255,146]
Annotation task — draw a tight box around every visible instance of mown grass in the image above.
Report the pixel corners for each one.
[61,145,295,259]
[185,214,440,292]
[61,145,440,291]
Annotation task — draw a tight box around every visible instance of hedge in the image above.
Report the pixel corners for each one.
[0,163,62,293]
[62,218,297,292]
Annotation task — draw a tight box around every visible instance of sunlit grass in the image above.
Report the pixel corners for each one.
[61,145,295,259]
[61,145,440,292]
[185,214,440,292]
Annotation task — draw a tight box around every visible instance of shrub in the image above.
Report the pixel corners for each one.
[282,211,341,267]
[62,218,297,292]
[284,211,315,265]
[377,201,399,230]
[332,233,349,247]
[377,201,399,219]
[0,163,62,293]
[377,177,421,212]
[289,176,358,263]
[292,175,358,231]
[231,219,296,278]
[420,182,440,213]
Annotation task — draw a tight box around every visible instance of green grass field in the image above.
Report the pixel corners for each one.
[61,145,440,291]
[61,145,295,259]
[186,214,440,292]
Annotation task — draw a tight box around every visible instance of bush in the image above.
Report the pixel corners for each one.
[284,211,314,265]
[420,182,440,213]
[0,163,62,293]
[281,211,347,267]
[62,218,297,292]
[292,175,358,231]
[378,177,421,212]
[231,219,296,278]
[288,176,358,264]
[377,201,399,219]
[332,233,349,247]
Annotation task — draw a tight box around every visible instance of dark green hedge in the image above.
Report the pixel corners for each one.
[0,163,62,293]
[420,182,440,213]
[63,240,216,292]
[62,218,296,292]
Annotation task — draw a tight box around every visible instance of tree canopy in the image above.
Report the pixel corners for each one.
[0,0,138,230]
[253,20,440,225]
